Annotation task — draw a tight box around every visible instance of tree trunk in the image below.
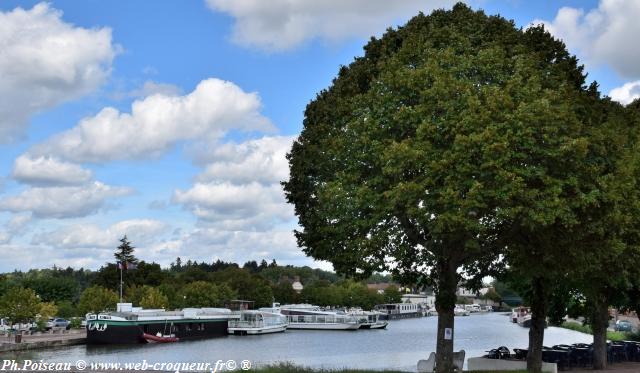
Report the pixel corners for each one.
[527,277,548,373]
[435,260,458,373]
[591,294,609,369]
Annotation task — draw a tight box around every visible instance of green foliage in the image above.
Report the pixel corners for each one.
[272,281,299,304]
[23,276,78,303]
[0,259,404,315]
[38,302,58,320]
[181,281,235,308]
[382,285,402,304]
[482,288,501,304]
[78,286,118,314]
[259,265,340,287]
[69,317,82,329]
[560,321,628,341]
[0,287,41,324]
[114,235,137,265]
[56,300,77,318]
[210,268,273,307]
[140,287,169,309]
[300,280,383,309]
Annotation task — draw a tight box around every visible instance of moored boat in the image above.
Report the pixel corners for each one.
[259,304,361,330]
[513,307,531,327]
[228,310,288,335]
[142,332,179,343]
[454,305,470,316]
[86,303,239,344]
[348,309,388,329]
[374,303,424,319]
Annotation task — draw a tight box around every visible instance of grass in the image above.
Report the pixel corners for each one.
[251,362,527,373]
[560,321,629,341]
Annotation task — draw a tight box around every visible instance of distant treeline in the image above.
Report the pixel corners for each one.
[0,258,400,319]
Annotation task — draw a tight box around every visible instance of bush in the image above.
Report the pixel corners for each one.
[70,318,82,329]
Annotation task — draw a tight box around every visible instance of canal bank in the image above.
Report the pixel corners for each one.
[0,330,86,352]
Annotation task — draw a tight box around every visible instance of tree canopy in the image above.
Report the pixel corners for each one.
[283,3,612,371]
[114,235,138,265]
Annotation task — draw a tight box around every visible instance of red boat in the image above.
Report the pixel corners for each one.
[142,332,179,343]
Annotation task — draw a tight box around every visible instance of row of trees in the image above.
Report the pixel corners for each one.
[0,238,399,326]
[283,3,640,372]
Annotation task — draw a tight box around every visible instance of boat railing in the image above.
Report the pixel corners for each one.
[287,314,359,324]
[229,320,263,328]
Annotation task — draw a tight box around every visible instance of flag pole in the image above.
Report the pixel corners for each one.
[119,262,123,303]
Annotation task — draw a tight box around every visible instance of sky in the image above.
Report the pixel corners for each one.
[0,0,639,273]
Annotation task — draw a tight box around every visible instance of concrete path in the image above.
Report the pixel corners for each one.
[0,329,86,351]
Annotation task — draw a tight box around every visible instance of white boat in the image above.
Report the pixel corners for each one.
[513,307,531,327]
[510,308,518,323]
[259,304,361,330]
[228,310,288,335]
[465,304,482,313]
[347,309,388,329]
[454,306,470,316]
[374,303,424,319]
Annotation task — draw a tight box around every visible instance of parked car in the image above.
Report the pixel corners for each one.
[46,318,70,330]
[615,320,633,332]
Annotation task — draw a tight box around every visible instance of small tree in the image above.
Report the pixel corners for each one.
[181,281,223,308]
[0,287,41,327]
[38,302,58,320]
[114,235,138,265]
[272,281,299,304]
[482,288,501,305]
[78,286,118,314]
[383,285,402,304]
[140,287,169,309]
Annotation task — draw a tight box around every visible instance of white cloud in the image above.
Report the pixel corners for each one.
[144,228,313,268]
[32,219,167,249]
[0,3,117,143]
[531,0,640,78]
[0,214,32,245]
[174,182,293,229]
[33,78,273,163]
[609,80,640,105]
[0,182,133,218]
[12,154,93,186]
[174,135,295,231]
[195,136,293,184]
[128,80,182,98]
[205,0,458,51]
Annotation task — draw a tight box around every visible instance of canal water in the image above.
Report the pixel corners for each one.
[6,313,593,371]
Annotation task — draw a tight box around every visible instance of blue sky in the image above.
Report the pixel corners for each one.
[0,0,638,272]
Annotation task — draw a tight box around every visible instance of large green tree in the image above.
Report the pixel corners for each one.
[570,99,640,368]
[0,287,41,325]
[283,4,602,372]
[181,281,235,308]
[140,287,170,309]
[78,286,118,314]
